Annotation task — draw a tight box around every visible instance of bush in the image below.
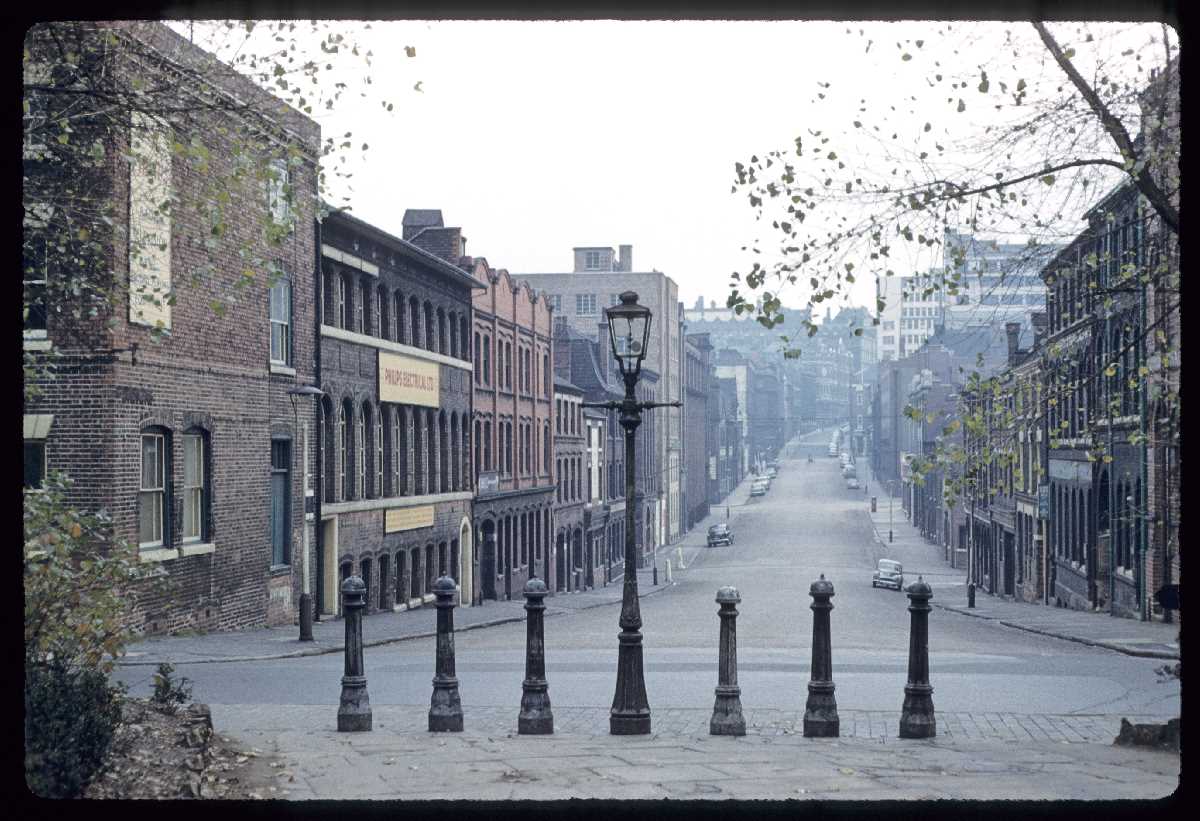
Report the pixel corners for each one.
[151,662,193,714]
[24,662,124,798]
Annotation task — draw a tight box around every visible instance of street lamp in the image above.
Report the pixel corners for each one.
[288,384,325,642]
[584,291,679,735]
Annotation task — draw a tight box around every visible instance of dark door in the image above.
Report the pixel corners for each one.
[481,524,496,600]
[1004,533,1015,597]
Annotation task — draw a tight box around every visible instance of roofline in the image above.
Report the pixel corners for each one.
[322,205,485,291]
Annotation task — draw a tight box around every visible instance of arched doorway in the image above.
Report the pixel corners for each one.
[480,519,497,601]
[459,518,473,606]
[555,531,567,592]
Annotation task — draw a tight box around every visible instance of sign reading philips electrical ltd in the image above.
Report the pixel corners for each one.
[378,352,440,407]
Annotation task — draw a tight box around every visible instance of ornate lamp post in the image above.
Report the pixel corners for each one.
[583,291,680,735]
[288,384,325,641]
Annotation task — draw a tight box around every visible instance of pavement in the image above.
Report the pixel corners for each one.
[859,460,1181,662]
[209,703,1181,800]
[118,473,759,668]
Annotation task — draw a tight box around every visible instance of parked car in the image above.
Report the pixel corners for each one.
[750,479,769,497]
[846,477,860,490]
[872,559,904,590]
[766,467,778,479]
[842,465,857,479]
[707,523,734,547]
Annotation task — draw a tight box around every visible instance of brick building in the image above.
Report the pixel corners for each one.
[683,332,713,530]
[518,246,678,549]
[23,21,321,634]
[314,209,482,616]
[467,253,556,602]
[552,377,588,592]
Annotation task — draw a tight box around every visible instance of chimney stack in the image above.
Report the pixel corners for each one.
[618,244,633,272]
[1005,321,1021,365]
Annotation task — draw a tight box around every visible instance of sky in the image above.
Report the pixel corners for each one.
[177,19,1171,318]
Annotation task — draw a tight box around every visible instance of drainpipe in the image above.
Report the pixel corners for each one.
[1138,201,1150,621]
[313,207,325,620]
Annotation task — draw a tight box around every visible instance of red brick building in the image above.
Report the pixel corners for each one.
[465,254,556,602]
[23,22,322,634]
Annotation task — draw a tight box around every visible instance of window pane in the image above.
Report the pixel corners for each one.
[270,473,286,564]
[139,490,161,545]
[183,487,199,540]
[23,441,45,489]
[183,434,201,486]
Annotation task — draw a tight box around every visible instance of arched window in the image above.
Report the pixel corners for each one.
[543,421,550,473]
[359,401,371,499]
[484,419,492,471]
[460,315,469,362]
[428,408,438,494]
[413,407,424,495]
[556,458,562,502]
[505,341,512,388]
[474,333,481,383]
[439,411,450,493]
[395,292,406,345]
[322,395,336,503]
[341,398,354,501]
[379,284,390,341]
[382,406,393,497]
[395,406,406,495]
[461,415,471,490]
[322,264,335,326]
[437,307,447,355]
[448,311,458,358]
[450,412,460,491]
[181,427,210,544]
[543,353,549,396]
[373,404,383,498]
[139,426,172,548]
[357,278,370,335]
[339,272,352,329]
[483,335,491,386]
[474,418,482,482]
[410,296,420,349]
[424,301,435,351]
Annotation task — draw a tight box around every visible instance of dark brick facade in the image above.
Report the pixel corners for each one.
[24,21,321,635]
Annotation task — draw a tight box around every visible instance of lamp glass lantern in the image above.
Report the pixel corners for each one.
[605,291,652,380]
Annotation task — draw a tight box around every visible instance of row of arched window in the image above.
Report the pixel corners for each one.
[471,416,551,479]
[341,539,459,613]
[321,395,471,503]
[323,265,471,362]
[472,330,551,398]
[556,454,583,504]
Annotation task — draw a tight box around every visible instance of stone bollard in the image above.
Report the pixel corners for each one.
[676,545,685,569]
[429,576,464,732]
[899,576,936,739]
[299,591,314,642]
[518,577,553,734]
[968,582,976,608]
[709,586,746,736]
[803,574,839,737]
[666,560,673,584]
[653,562,658,586]
[337,576,372,732]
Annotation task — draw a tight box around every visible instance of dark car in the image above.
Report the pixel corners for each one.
[707,523,733,547]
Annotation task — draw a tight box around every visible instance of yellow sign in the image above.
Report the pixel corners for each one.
[379,352,440,407]
[385,505,435,534]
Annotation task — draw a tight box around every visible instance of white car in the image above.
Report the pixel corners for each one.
[846,477,860,490]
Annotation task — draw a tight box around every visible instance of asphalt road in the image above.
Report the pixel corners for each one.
[114,431,1180,720]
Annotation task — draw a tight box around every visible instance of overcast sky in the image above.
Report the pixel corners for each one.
[179,19,1169,316]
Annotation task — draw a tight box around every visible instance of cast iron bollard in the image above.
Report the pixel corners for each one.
[968,582,976,608]
[429,576,464,732]
[709,586,746,736]
[653,562,658,586]
[803,574,839,737]
[899,576,936,739]
[336,576,371,732]
[518,577,553,734]
[299,591,314,642]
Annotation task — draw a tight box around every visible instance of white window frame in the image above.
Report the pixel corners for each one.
[267,158,294,228]
[575,293,597,316]
[269,274,292,365]
[139,432,167,548]
[182,432,205,543]
[585,250,603,270]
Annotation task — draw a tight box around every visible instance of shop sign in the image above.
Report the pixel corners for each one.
[384,505,435,534]
[379,351,439,407]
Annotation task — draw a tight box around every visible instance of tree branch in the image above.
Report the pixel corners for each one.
[926,157,1127,201]
[1032,21,1179,234]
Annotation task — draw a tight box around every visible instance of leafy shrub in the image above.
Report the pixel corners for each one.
[24,473,155,796]
[151,662,193,714]
[24,662,125,798]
